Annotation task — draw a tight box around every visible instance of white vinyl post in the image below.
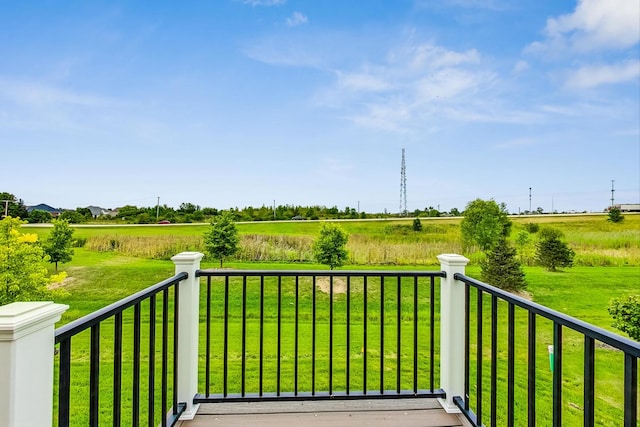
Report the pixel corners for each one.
[171,251,204,420]
[437,254,470,413]
[0,301,68,427]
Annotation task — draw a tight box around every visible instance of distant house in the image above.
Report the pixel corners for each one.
[27,204,62,217]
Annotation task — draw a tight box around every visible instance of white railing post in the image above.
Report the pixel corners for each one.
[172,251,204,420]
[437,253,470,413]
[0,301,68,427]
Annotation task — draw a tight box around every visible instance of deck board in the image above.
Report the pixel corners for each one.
[176,399,467,427]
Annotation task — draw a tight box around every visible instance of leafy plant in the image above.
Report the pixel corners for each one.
[608,295,640,341]
[312,223,348,269]
[43,218,75,271]
[204,212,239,268]
[0,216,66,305]
[412,218,422,232]
[461,199,511,251]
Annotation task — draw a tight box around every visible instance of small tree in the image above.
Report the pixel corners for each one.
[608,295,640,341]
[481,238,527,292]
[608,207,624,223]
[43,218,75,271]
[204,212,239,268]
[461,199,512,251]
[0,216,65,305]
[536,227,574,271]
[312,223,349,269]
[412,218,422,232]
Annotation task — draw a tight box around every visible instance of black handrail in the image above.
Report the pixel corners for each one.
[454,273,640,356]
[195,269,446,403]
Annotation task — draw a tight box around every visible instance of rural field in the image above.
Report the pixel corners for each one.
[22,213,640,426]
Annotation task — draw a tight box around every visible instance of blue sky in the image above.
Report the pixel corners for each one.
[1,0,639,214]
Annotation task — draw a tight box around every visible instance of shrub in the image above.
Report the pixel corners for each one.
[608,207,624,223]
[312,223,348,269]
[412,218,423,232]
[608,295,640,341]
[524,223,539,233]
[481,238,527,292]
[536,233,575,271]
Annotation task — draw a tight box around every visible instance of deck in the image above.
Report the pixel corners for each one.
[176,398,468,427]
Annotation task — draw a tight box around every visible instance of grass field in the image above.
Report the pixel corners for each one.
[20,214,640,425]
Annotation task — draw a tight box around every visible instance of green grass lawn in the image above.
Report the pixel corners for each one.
[24,214,638,425]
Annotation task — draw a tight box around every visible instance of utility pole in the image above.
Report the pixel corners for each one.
[357,201,360,212]
[529,187,532,213]
[1,199,14,218]
[156,197,160,222]
[611,180,615,208]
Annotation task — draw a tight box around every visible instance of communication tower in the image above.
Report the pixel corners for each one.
[400,148,407,216]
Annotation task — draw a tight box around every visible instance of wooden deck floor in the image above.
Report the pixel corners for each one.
[176,398,468,427]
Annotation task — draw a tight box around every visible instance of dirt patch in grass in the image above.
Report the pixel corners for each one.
[316,277,347,294]
[48,276,77,290]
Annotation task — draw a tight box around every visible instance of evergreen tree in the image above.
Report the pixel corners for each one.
[608,207,624,223]
[204,212,239,268]
[536,228,574,271]
[481,238,527,292]
[412,218,422,232]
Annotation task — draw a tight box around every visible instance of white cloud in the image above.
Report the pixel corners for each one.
[565,60,640,89]
[529,0,640,53]
[286,12,308,27]
[240,0,285,6]
[493,137,537,149]
[513,60,529,73]
[0,79,115,108]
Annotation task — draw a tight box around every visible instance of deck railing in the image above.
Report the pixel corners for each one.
[0,252,637,427]
[194,269,445,401]
[54,272,187,427]
[454,273,639,427]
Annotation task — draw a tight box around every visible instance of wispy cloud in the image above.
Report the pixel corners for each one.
[239,0,285,6]
[564,60,640,89]
[286,12,308,27]
[0,79,116,108]
[493,137,537,149]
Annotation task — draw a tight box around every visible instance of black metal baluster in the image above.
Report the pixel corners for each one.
[553,323,562,427]
[490,296,497,427]
[507,303,515,427]
[329,275,334,395]
[90,323,100,427]
[58,338,71,427]
[161,289,168,427]
[295,276,299,396]
[380,276,385,394]
[413,276,418,394]
[172,282,179,415]
[277,276,282,396]
[312,275,316,395]
[624,352,637,427]
[223,277,229,397]
[464,283,470,412]
[133,303,141,427]
[527,312,536,427]
[346,276,351,395]
[242,276,247,397]
[363,276,368,395]
[205,277,211,397]
[430,276,435,393]
[114,312,123,427]
[259,276,264,396]
[148,295,156,427]
[396,276,401,394]
[584,336,595,427]
[476,290,483,426]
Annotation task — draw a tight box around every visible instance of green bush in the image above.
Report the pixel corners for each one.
[608,295,640,341]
